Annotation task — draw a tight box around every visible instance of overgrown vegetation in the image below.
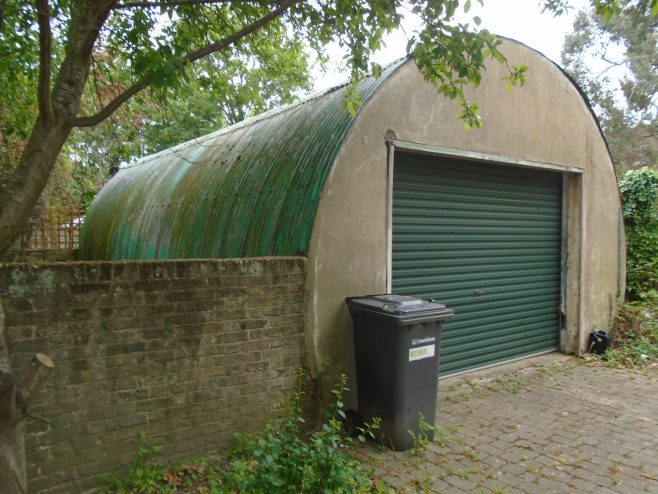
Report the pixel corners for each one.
[408,412,438,457]
[99,372,386,493]
[619,167,658,300]
[582,168,658,369]
[585,297,658,369]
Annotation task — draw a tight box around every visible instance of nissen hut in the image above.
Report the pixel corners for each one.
[81,40,624,398]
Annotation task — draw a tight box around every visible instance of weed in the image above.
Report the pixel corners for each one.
[458,466,481,479]
[485,374,526,394]
[504,376,523,393]
[460,448,480,461]
[553,453,585,469]
[368,455,383,467]
[376,441,389,453]
[100,371,382,494]
[407,411,437,456]
[434,424,453,447]
[99,433,173,494]
[411,472,436,493]
[371,479,396,493]
[485,470,500,480]
[228,372,379,493]
[454,390,470,402]
[446,466,480,480]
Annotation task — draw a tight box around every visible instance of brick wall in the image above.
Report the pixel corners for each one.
[0,257,309,493]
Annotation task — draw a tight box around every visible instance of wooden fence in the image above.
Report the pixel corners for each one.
[26,209,83,250]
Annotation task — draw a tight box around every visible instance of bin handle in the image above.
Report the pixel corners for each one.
[382,303,397,312]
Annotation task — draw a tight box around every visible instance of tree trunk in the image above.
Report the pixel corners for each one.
[0,302,54,494]
[0,120,73,255]
[0,0,115,254]
[0,421,27,494]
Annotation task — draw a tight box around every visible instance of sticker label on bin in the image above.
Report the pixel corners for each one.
[409,344,435,361]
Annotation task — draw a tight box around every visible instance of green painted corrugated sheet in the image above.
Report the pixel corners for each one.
[392,153,562,375]
[80,59,407,260]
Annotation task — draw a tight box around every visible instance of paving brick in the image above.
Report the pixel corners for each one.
[359,359,658,494]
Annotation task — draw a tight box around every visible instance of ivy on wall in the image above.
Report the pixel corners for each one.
[619,167,658,299]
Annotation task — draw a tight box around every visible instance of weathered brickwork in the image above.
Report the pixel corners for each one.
[0,257,309,493]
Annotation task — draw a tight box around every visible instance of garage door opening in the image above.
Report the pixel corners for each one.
[391,151,563,376]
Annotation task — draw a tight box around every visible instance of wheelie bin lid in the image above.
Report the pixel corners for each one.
[345,294,454,323]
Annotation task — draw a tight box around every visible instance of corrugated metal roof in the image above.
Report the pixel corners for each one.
[80,58,408,260]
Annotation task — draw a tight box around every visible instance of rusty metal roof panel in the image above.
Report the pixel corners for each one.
[79,58,408,260]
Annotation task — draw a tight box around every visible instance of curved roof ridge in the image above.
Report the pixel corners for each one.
[124,55,411,170]
[81,56,411,260]
[495,36,616,181]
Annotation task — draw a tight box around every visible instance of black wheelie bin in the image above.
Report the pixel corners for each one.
[346,294,454,451]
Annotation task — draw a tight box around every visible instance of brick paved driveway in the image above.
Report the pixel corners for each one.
[358,356,658,493]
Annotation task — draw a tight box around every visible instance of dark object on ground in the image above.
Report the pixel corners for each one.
[589,330,611,355]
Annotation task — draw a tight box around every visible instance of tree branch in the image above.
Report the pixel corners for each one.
[36,0,53,123]
[72,0,297,127]
[183,0,296,64]
[72,78,152,127]
[90,55,105,110]
[113,0,237,8]
[0,0,6,35]
[638,132,658,141]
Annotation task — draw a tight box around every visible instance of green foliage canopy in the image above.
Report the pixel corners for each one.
[69,21,313,197]
[0,0,633,253]
[561,0,658,173]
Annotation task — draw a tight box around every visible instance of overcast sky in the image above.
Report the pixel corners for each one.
[313,0,591,91]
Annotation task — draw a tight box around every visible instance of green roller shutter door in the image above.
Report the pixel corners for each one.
[392,152,562,376]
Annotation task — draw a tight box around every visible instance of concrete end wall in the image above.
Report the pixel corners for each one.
[0,257,311,493]
[305,41,623,405]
